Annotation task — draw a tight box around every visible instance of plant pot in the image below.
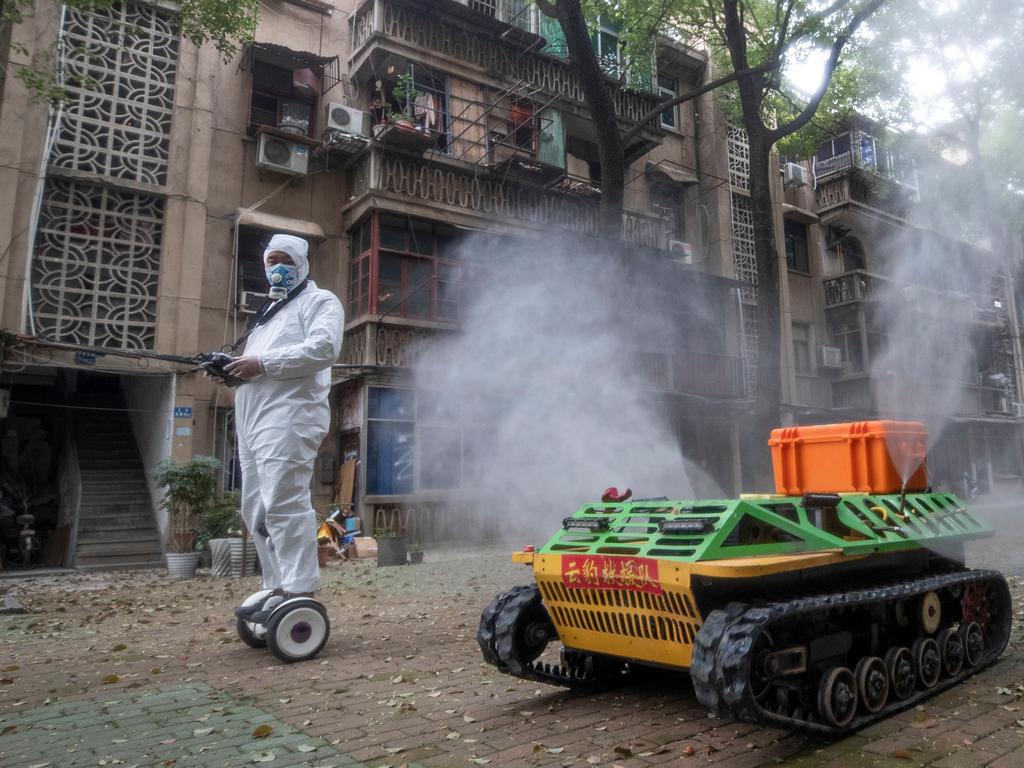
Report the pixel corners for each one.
[166,551,201,580]
[376,536,408,567]
[317,543,333,568]
[409,550,424,565]
[209,538,233,576]
[229,538,259,577]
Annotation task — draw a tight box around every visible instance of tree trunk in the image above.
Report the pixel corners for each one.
[554,0,625,245]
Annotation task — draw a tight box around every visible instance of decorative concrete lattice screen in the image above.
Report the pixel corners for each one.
[52,2,178,185]
[730,192,758,391]
[32,179,164,349]
[727,125,750,191]
[32,1,177,350]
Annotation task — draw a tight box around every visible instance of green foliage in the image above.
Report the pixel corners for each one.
[153,455,221,553]
[389,73,418,122]
[3,0,259,105]
[194,490,242,552]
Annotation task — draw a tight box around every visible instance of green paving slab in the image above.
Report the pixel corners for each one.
[0,682,424,768]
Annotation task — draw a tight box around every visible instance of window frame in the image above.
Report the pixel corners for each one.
[657,75,678,130]
[346,213,462,323]
[792,322,814,376]
[365,385,483,495]
[248,59,318,138]
[784,218,811,275]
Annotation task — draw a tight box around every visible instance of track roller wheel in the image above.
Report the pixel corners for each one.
[913,637,941,688]
[886,646,915,700]
[919,592,941,634]
[854,656,889,714]
[937,627,965,676]
[818,667,858,728]
[960,621,984,667]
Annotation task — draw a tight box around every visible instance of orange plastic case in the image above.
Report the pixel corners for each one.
[769,421,928,496]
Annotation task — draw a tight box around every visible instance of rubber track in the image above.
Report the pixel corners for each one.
[694,568,1012,735]
[478,584,613,688]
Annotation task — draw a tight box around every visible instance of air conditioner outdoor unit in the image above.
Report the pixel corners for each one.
[256,133,309,176]
[324,103,369,138]
[1013,402,1024,419]
[819,345,844,369]
[668,239,694,264]
[784,161,808,186]
[237,291,266,315]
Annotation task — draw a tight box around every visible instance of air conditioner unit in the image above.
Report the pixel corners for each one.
[256,133,309,176]
[237,291,266,315]
[668,239,694,264]
[324,102,369,139]
[819,345,843,369]
[1013,402,1024,419]
[784,161,808,186]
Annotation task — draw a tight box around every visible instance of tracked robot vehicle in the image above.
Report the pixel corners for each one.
[478,421,1012,734]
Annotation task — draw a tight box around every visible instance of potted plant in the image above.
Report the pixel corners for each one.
[408,540,424,565]
[389,72,418,129]
[153,455,220,579]
[196,490,241,576]
[374,526,408,567]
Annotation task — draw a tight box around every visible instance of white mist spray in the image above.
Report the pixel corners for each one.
[412,234,715,542]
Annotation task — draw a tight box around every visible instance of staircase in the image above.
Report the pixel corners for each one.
[74,393,163,571]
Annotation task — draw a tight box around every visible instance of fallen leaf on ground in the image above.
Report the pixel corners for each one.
[252,724,273,738]
[101,674,119,684]
[297,745,317,753]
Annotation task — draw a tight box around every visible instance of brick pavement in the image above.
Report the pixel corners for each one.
[1,547,1023,768]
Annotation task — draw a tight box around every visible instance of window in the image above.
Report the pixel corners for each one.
[346,213,463,322]
[816,133,851,163]
[366,387,490,494]
[592,17,622,78]
[784,219,810,274]
[859,133,877,169]
[368,67,450,153]
[657,75,677,130]
[792,323,813,375]
[250,60,317,137]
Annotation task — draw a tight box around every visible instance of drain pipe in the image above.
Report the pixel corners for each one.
[23,3,70,335]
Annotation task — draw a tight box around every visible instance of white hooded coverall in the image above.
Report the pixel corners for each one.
[234,234,344,595]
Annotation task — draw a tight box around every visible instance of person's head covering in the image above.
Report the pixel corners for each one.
[263,233,310,285]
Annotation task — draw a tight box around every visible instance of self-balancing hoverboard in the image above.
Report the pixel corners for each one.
[235,590,330,663]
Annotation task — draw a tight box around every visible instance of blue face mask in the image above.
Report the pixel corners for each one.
[266,263,299,299]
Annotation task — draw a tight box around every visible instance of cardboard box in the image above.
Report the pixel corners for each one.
[350,537,378,559]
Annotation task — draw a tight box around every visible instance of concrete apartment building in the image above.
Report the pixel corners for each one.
[0,1,1018,569]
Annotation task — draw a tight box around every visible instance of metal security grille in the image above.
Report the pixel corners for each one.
[52,2,179,185]
[31,178,164,348]
[538,579,701,646]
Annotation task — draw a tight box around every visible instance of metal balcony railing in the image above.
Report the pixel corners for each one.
[638,350,747,399]
[823,270,1010,330]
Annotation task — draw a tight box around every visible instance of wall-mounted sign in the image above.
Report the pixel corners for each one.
[174,406,193,419]
[75,351,97,365]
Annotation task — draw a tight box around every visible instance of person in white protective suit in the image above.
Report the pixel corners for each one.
[223,233,344,598]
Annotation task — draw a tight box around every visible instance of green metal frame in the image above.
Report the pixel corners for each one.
[540,492,991,561]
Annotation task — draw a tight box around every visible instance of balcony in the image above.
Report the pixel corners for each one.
[815,174,916,222]
[349,0,664,137]
[638,350,747,400]
[823,269,1009,329]
[831,374,1015,418]
[345,147,671,249]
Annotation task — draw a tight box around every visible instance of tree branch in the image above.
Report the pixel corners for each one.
[622,61,777,144]
[534,0,560,21]
[769,0,888,142]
